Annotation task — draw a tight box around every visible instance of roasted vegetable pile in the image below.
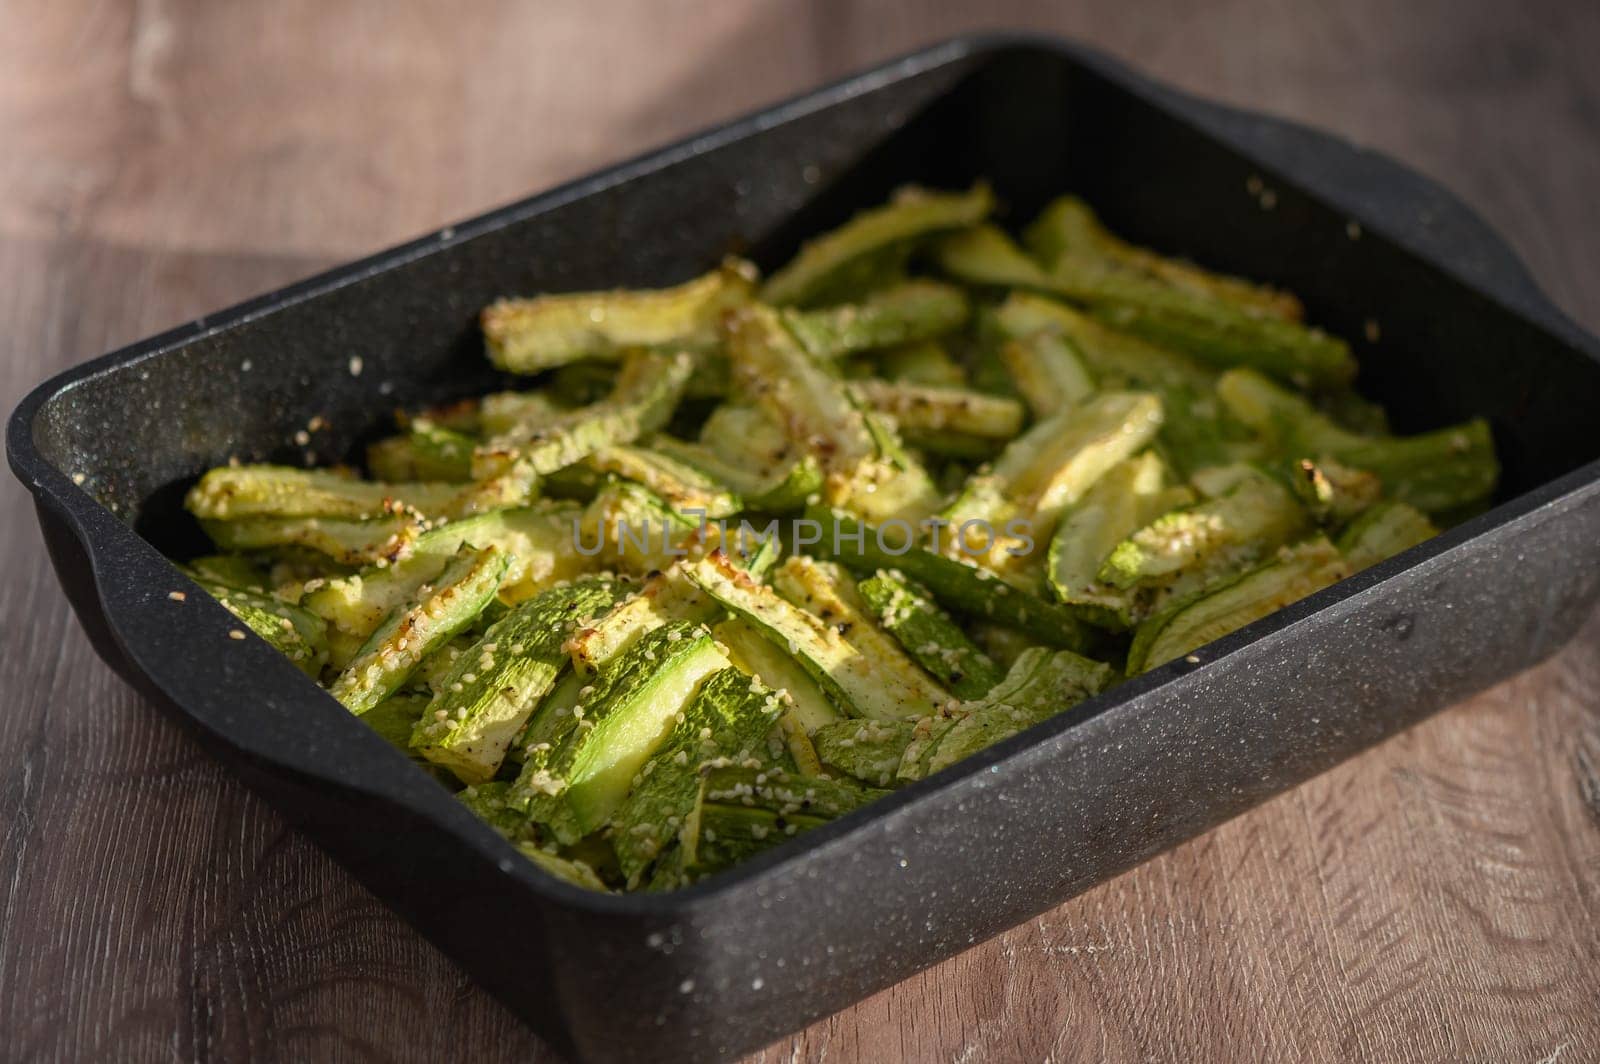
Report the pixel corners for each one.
[172,184,1498,890]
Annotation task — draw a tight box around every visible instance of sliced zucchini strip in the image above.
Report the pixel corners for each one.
[366,423,475,483]
[411,577,624,784]
[474,349,695,480]
[856,570,1003,699]
[1337,500,1438,572]
[783,280,970,359]
[1127,537,1348,674]
[647,434,823,515]
[302,503,590,643]
[761,183,995,307]
[727,304,940,523]
[804,503,1091,651]
[712,618,842,734]
[875,339,967,387]
[684,552,950,722]
[1047,452,1195,630]
[585,444,742,519]
[186,465,465,522]
[564,566,718,676]
[1098,465,1310,592]
[770,556,953,717]
[938,224,1354,388]
[609,667,787,886]
[482,258,756,372]
[811,718,917,787]
[1023,195,1303,321]
[190,577,329,677]
[846,379,1025,442]
[997,330,1095,417]
[940,390,1164,574]
[520,622,730,844]
[201,514,417,568]
[330,546,510,715]
[1217,368,1498,514]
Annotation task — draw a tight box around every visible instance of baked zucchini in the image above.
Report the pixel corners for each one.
[761,183,995,306]
[411,576,624,783]
[330,546,511,715]
[166,177,1494,891]
[855,570,1003,698]
[482,258,755,372]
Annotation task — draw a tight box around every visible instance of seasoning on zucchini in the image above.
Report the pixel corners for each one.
[166,179,1498,891]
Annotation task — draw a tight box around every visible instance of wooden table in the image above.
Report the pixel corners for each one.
[3,3,1598,1060]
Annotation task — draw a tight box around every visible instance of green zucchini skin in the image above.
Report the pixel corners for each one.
[685,552,950,722]
[367,424,475,482]
[856,570,1004,699]
[410,576,625,785]
[803,504,1091,651]
[189,576,330,677]
[657,765,888,887]
[330,546,511,715]
[812,718,918,787]
[609,667,787,887]
[1126,537,1348,674]
[918,646,1114,776]
[1338,500,1438,572]
[516,622,730,845]
[1217,368,1498,515]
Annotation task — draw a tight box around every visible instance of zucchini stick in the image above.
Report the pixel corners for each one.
[1023,195,1303,321]
[803,504,1091,651]
[1217,368,1498,514]
[856,570,1003,698]
[761,183,995,307]
[726,304,941,523]
[330,546,511,715]
[783,280,970,359]
[1127,538,1348,674]
[482,258,756,372]
[411,577,624,783]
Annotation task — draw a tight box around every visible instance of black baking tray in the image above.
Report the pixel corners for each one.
[10,33,1600,1063]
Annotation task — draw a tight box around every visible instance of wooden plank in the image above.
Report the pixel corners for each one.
[1,2,1597,1061]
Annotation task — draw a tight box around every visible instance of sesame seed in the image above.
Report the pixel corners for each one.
[167,591,187,601]
[228,629,246,640]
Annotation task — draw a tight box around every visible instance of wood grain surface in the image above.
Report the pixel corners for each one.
[3,2,1598,1061]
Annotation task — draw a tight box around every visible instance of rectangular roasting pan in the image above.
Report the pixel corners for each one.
[10,34,1600,1064]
